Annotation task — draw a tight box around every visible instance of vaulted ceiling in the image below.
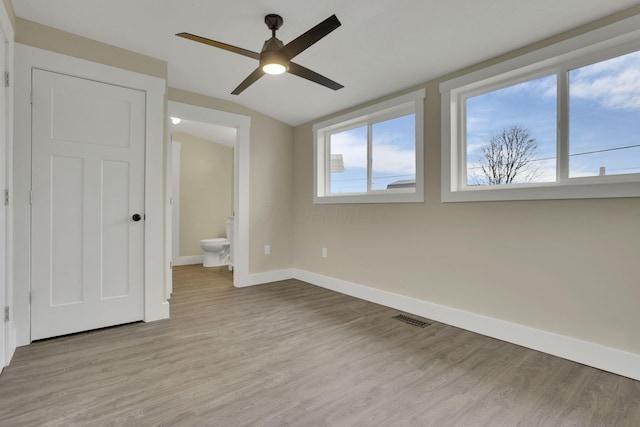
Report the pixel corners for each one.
[13,0,640,126]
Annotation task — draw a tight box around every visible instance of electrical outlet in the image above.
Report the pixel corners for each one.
[322,247,327,258]
[265,245,271,255]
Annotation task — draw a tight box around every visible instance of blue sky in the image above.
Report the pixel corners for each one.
[466,50,640,185]
[327,50,640,192]
[329,114,415,193]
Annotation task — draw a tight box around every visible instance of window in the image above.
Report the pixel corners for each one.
[314,89,425,203]
[441,15,640,201]
[465,73,558,186]
[568,52,640,178]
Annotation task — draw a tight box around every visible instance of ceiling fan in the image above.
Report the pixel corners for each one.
[177,14,344,95]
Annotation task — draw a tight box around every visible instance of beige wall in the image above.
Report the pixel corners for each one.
[3,0,14,29]
[15,18,167,79]
[168,88,294,273]
[173,132,233,257]
[292,9,640,355]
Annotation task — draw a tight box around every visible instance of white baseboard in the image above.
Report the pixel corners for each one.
[5,326,16,361]
[292,269,640,381]
[173,255,204,266]
[172,264,640,381]
[235,268,296,288]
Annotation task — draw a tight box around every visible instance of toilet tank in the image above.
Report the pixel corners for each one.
[226,216,234,268]
[226,216,233,240]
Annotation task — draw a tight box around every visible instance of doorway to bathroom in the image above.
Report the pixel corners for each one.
[171,122,235,268]
[167,102,251,292]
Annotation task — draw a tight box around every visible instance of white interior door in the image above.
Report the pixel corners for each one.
[31,69,146,341]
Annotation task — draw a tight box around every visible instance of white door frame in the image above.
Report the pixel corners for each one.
[169,139,180,288]
[167,101,251,286]
[14,44,169,346]
[0,4,14,368]
[171,139,181,266]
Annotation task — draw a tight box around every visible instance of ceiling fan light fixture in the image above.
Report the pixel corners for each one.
[262,62,287,75]
[260,42,289,75]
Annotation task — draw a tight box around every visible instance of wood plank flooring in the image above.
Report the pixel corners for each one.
[0,264,638,426]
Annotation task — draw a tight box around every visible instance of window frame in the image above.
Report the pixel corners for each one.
[440,14,640,202]
[313,89,425,204]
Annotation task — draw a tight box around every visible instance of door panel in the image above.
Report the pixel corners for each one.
[51,88,132,147]
[31,69,145,340]
[102,160,132,299]
[51,155,84,306]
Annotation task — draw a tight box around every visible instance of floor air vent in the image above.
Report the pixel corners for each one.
[392,314,431,328]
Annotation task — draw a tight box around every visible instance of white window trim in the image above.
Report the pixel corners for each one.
[440,14,640,202]
[313,89,425,204]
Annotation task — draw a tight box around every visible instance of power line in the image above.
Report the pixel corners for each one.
[469,143,640,170]
[330,143,640,182]
[569,143,640,157]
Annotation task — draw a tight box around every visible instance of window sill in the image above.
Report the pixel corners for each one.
[315,191,424,204]
[442,180,640,202]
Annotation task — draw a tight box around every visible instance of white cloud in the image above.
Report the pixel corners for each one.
[467,139,490,155]
[501,74,557,99]
[330,129,415,175]
[570,51,640,110]
[330,130,367,168]
[372,144,415,174]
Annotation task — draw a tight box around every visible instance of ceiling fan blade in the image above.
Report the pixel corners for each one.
[231,67,265,95]
[176,32,260,60]
[288,62,343,91]
[280,14,341,60]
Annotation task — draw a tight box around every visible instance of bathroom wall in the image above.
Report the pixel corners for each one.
[173,131,233,257]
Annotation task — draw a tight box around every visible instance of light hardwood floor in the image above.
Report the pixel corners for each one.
[0,265,639,426]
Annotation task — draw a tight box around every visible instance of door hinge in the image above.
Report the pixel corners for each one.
[29,292,32,304]
[169,261,173,269]
[4,189,8,206]
[30,90,33,105]
[4,306,9,323]
[4,71,9,88]
[29,190,33,205]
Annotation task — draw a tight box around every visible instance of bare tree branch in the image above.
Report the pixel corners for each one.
[474,125,539,185]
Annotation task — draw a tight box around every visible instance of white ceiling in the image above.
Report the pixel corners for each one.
[13,0,640,126]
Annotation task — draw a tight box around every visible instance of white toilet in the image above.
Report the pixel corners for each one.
[199,218,233,268]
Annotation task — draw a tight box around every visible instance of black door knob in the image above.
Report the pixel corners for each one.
[132,214,142,222]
